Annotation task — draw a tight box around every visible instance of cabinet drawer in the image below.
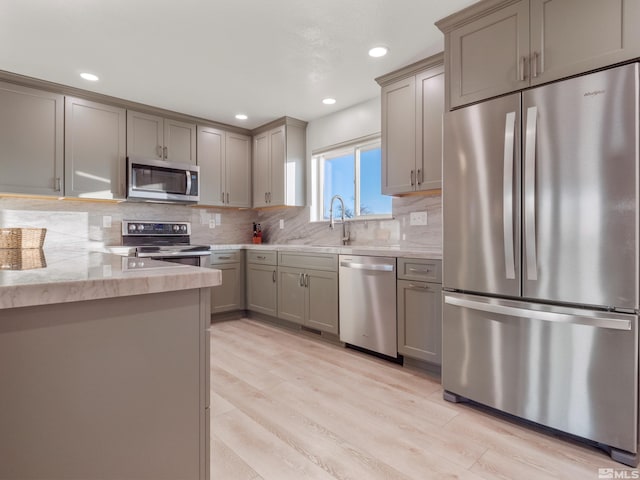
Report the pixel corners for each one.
[397,258,441,283]
[278,252,338,271]
[247,250,277,265]
[210,250,243,265]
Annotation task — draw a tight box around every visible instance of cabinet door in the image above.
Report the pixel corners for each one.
[382,76,416,195]
[397,280,442,364]
[211,263,244,313]
[225,132,252,207]
[277,266,305,325]
[253,131,270,207]
[197,126,225,206]
[64,97,126,199]
[268,126,286,206]
[530,0,640,86]
[127,110,163,159]
[416,68,444,192]
[164,119,196,164]
[246,263,277,316]
[0,82,63,195]
[448,0,529,108]
[306,270,338,334]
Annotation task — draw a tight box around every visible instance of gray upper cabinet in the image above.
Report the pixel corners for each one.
[197,127,251,207]
[438,0,640,109]
[377,54,444,195]
[127,110,196,164]
[252,117,306,208]
[0,81,64,195]
[225,132,252,207]
[64,97,126,199]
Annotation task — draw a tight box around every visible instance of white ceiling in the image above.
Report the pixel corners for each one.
[0,0,476,130]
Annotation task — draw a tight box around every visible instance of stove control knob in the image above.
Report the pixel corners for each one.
[180,225,187,232]
[172,224,180,232]
[128,224,137,232]
[137,224,145,232]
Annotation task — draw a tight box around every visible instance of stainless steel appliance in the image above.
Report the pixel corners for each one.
[339,255,397,358]
[121,220,211,267]
[442,62,639,466]
[127,156,200,203]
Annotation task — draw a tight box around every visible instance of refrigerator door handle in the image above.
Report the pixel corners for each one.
[524,106,538,281]
[503,111,516,280]
[444,294,632,331]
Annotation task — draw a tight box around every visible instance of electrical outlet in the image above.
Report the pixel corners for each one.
[102,215,112,228]
[409,211,428,226]
[209,219,216,229]
[279,219,285,229]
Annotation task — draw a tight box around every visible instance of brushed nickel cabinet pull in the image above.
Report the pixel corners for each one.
[163,146,168,159]
[156,145,163,158]
[226,192,229,204]
[519,56,526,81]
[272,270,276,282]
[410,170,415,186]
[55,177,61,192]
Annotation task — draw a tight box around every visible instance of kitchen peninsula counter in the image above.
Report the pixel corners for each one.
[209,243,442,260]
[0,249,218,479]
[0,249,222,309]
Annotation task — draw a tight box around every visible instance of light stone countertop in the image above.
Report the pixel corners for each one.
[0,249,222,310]
[209,243,443,260]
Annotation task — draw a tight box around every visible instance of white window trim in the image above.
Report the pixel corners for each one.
[310,133,392,223]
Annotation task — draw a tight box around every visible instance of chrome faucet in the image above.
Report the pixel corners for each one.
[329,194,350,245]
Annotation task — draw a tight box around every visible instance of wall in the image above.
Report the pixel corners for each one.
[0,97,442,253]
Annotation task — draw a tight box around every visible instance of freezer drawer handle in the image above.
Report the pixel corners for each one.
[444,295,631,331]
[340,261,394,272]
[503,111,516,280]
[524,106,538,281]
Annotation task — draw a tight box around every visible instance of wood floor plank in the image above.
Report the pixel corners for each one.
[210,433,262,480]
[212,364,415,480]
[210,319,627,480]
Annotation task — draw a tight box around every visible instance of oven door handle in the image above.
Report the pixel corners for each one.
[136,251,211,258]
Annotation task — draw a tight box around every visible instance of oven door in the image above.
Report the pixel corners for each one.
[127,156,200,203]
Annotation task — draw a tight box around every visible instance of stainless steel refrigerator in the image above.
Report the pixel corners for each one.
[442,62,639,466]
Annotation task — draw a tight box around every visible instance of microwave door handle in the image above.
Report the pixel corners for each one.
[186,171,192,195]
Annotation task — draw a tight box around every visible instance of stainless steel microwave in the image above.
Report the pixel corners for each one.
[126,156,200,203]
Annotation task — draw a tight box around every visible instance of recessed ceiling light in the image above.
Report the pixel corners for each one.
[368,46,388,58]
[235,114,248,120]
[322,98,336,105]
[80,72,99,81]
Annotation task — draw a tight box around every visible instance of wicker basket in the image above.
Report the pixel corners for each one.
[0,228,47,249]
[0,248,46,270]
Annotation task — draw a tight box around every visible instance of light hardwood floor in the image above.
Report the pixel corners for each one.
[210,318,634,480]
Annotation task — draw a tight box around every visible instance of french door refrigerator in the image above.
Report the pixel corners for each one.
[442,62,639,466]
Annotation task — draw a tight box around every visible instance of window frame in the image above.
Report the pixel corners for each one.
[311,134,392,223]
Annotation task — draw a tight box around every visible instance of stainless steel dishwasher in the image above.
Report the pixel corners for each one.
[339,255,397,358]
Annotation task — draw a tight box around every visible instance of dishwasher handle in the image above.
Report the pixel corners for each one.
[340,261,394,272]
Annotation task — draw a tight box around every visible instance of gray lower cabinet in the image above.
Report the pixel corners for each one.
[0,81,64,195]
[209,250,245,314]
[246,250,278,316]
[64,96,126,199]
[397,258,442,364]
[277,252,338,334]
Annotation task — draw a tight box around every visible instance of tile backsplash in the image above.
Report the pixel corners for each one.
[0,194,441,251]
